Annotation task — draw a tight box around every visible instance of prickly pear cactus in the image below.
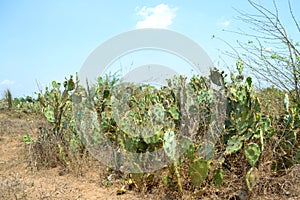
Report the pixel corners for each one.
[188,158,209,188]
[246,167,258,192]
[163,129,177,160]
[198,141,215,160]
[151,103,165,123]
[213,168,224,187]
[225,135,243,154]
[168,105,180,120]
[245,143,261,167]
[44,106,55,123]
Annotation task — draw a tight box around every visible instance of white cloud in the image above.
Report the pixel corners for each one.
[264,47,273,52]
[135,4,177,29]
[0,79,14,85]
[218,17,231,27]
[221,21,230,27]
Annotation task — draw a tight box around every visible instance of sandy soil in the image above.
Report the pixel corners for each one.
[0,111,154,200]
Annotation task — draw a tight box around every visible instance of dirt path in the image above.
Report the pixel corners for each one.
[0,111,150,200]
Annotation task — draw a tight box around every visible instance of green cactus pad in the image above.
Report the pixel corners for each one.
[188,158,209,188]
[245,143,261,167]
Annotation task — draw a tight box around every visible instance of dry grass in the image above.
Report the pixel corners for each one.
[0,109,299,199]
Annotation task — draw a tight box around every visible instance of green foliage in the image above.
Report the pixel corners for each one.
[38,76,75,136]
[30,74,86,168]
[168,105,179,120]
[44,106,55,123]
[224,73,268,155]
[225,135,243,154]
[163,129,177,160]
[188,158,209,188]
[224,60,272,159]
[236,58,244,76]
[296,147,300,164]
[245,143,261,167]
[14,96,41,114]
[17,59,300,194]
[12,98,20,107]
[273,93,300,170]
[22,134,33,145]
[213,168,224,187]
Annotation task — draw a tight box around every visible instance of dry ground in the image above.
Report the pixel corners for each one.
[0,111,157,200]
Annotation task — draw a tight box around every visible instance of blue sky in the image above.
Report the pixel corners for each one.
[0,0,299,97]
